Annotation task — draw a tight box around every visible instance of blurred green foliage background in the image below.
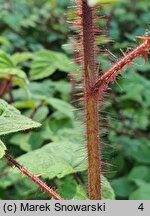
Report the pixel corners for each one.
[0,0,150,200]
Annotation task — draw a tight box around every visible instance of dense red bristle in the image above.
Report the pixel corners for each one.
[73,107,84,111]
[101,171,115,175]
[71,97,84,103]
[89,41,150,95]
[68,0,113,200]
[75,114,86,120]
[73,92,84,96]
[99,123,110,127]
[101,161,114,167]
[97,100,108,106]
[99,110,110,114]
[77,121,86,127]
[74,56,83,61]
[75,85,84,89]
[136,36,150,42]
[99,116,109,120]
[101,141,112,147]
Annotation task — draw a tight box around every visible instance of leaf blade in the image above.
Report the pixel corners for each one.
[0,99,41,136]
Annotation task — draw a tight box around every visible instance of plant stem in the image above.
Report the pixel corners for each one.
[0,75,13,98]
[30,100,45,119]
[91,40,150,94]
[4,154,63,200]
[81,0,101,200]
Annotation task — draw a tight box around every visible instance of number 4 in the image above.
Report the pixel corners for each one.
[138,203,144,211]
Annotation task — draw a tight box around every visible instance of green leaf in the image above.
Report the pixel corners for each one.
[111,177,135,198]
[10,132,43,152]
[11,140,87,179]
[29,80,55,101]
[132,144,150,164]
[26,106,49,122]
[52,81,71,101]
[102,175,115,200]
[0,99,41,136]
[88,0,119,6]
[128,166,150,183]
[117,72,150,107]
[110,136,150,164]
[0,50,29,91]
[0,140,7,159]
[30,50,76,80]
[0,68,28,84]
[129,182,150,200]
[11,52,33,66]
[3,138,115,200]
[0,37,11,46]
[13,178,38,199]
[13,101,36,109]
[47,98,74,119]
[42,118,73,142]
[121,108,149,130]
[56,175,88,200]
[0,50,14,68]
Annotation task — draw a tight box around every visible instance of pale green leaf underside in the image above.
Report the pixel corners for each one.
[13,140,87,179]
[0,138,115,199]
[88,0,118,6]
[0,123,115,199]
[102,175,115,200]
[0,139,7,159]
[9,140,115,199]
[0,99,41,136]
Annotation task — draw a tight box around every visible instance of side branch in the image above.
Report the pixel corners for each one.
[4,154,63,200]
[91,40,150,94]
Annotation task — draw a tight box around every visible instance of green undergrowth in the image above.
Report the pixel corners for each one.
[0,0,149,200]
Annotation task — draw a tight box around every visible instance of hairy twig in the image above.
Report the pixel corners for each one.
[4,154,63,200]
[80,0,101,200]
[91,40,150,94]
